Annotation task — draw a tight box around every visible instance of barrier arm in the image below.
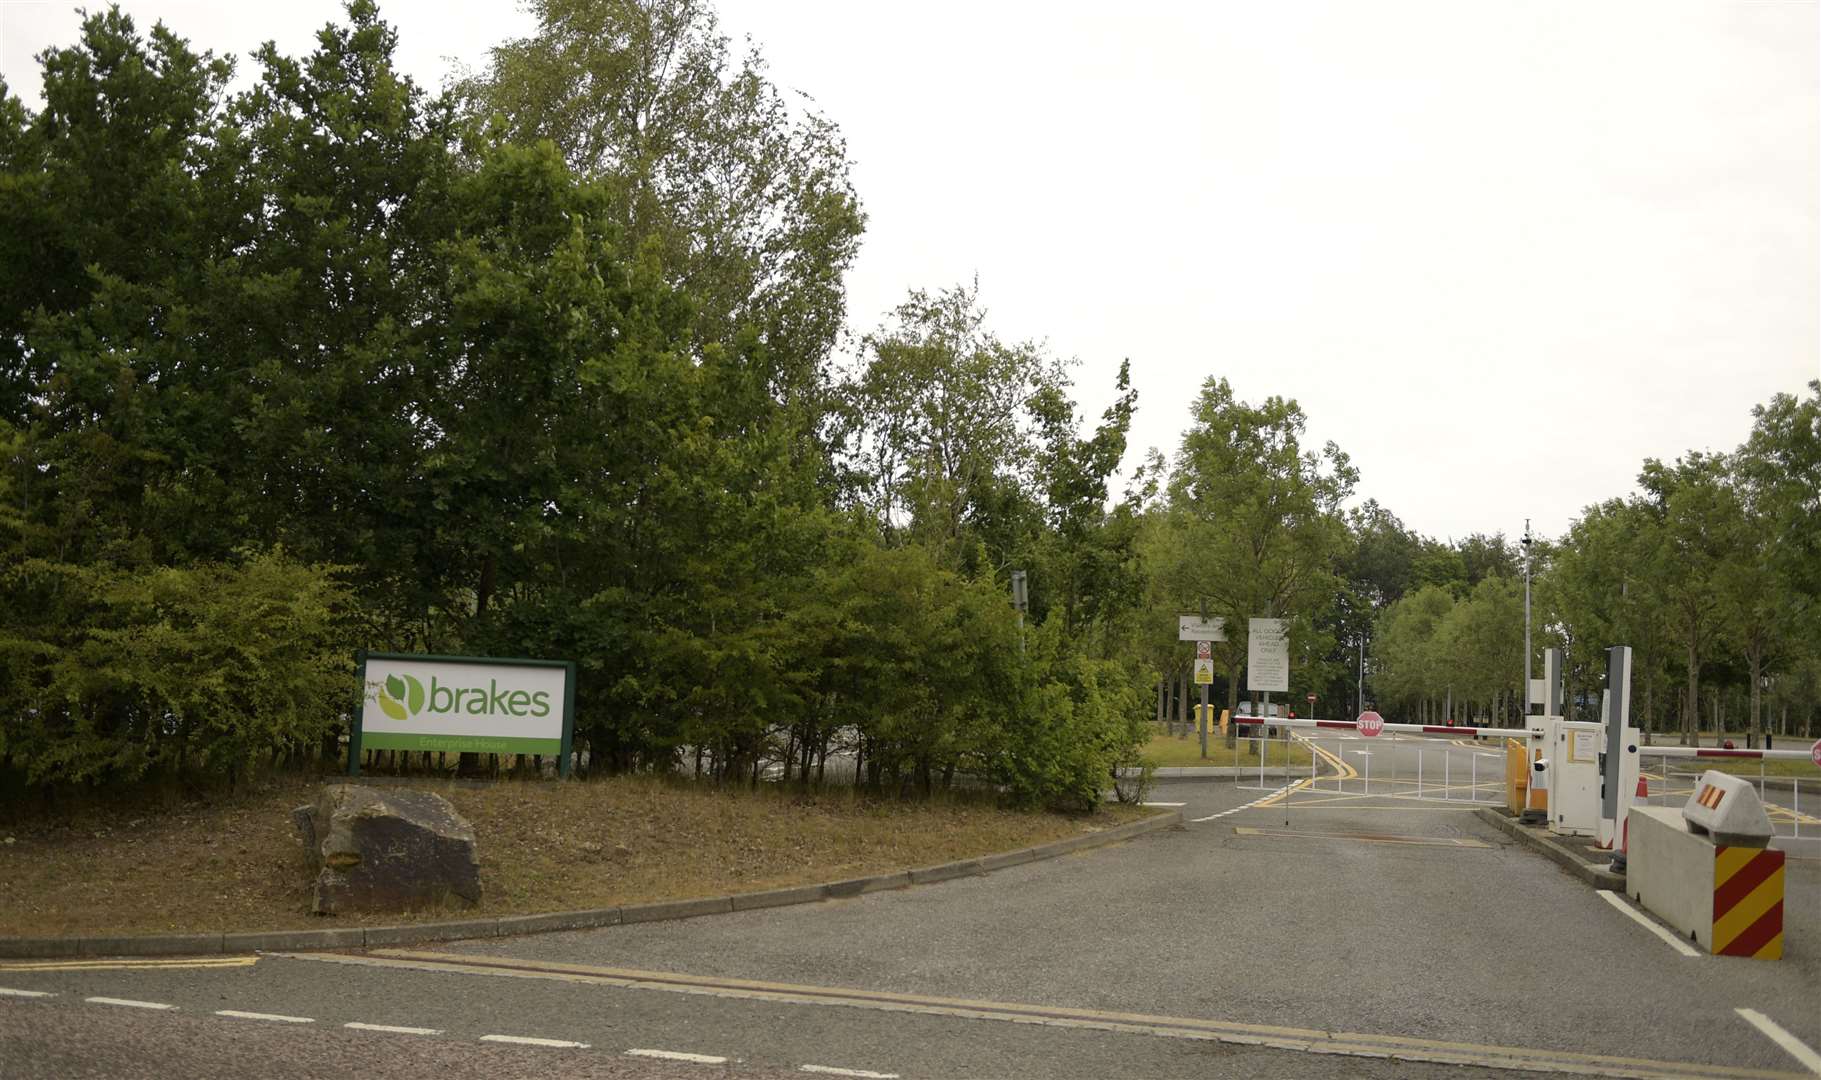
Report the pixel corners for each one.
[1229,716,1531,740]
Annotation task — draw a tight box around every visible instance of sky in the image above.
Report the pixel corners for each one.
[3,0,1816,545]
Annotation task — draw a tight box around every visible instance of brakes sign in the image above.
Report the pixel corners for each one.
[1357,711,1384,737]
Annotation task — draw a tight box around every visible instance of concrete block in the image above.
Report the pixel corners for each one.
[619,897,732,924]
[980,847,1040,871]
[496,909,621,936]
[823,872,910,898]
[222,928,364,953]
[0,937,83,958]
[908,860,982,885]
[362,919,499,947]
[78,933,225,957]
[1628,806,1713,947]
[731,885,827,911]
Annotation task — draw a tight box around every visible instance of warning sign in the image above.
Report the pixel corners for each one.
[1194,657,1214,685]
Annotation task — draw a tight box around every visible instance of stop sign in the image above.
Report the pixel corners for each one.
[1357,711,1385,737]
[1811,738,1821,768]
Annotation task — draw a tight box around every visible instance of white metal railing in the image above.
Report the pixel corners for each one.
[1233,731,1508,805]
[1638,749,1817,840]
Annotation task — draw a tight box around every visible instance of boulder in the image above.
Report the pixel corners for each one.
[293,785,481,915]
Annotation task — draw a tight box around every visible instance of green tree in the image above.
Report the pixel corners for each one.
[455,0,863,398]
[1162,378,1356,738]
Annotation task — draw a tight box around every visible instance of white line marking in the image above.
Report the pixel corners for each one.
[481,1034,590,1048]
[1597,891,1702,957]
[0,988,54,998]
[1736,1009,1821,1075]
[215,1009,314,1023]
[345,1022,443,1036]
[800,1066,900,1078]
[86,996,176,1010]
[1191,783,1295,822]
[1139,801,1186,807]
[628,1048,729,1064]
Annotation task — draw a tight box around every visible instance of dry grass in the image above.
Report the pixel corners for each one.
[0,775,1152,938]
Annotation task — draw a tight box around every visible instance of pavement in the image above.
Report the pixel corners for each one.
[3,731,1819,1079]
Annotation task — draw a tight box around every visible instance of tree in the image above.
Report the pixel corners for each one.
[1162,378,1357,738]
[455,0,864,399]
[1637,454,1741,745]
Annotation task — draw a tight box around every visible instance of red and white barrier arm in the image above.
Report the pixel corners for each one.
[1637,746,1814,762]
[1229,716,1531,740]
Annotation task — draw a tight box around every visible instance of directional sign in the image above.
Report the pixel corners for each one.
[1357,710,1384,737]
[1179,615,1226,642]
[1812,738,1821,768]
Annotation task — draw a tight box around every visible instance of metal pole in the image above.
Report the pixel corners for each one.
[1523,519,1532,718]
[1199,680,1209,760]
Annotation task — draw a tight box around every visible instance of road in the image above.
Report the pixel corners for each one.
[3,754,1819,1079]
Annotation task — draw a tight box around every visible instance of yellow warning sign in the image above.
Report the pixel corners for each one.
[1194,657,1214,684]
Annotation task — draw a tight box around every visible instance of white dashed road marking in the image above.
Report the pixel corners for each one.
[628,1048,729,1064]
[0,987,54,998]
[1597,891,1701,958]
[481,1034,590,1048]
[1736,1009,1821,1075]
[800,1066,900,1078]
[1191,783,1295,822]
[215,1009,314,1023]
[86,996,175,1010]
[345,1022,443,1035]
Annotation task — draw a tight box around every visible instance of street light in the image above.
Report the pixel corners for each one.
[1522,520,1533,717]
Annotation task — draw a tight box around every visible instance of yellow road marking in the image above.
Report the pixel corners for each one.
[0,956,258,973]
[1232,826,1491,849]
[268,950,1804,1080]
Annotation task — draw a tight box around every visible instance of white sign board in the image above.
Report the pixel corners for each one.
[358,653,573,759]
[1179,615,1227,642]
[1246,618,1289,693]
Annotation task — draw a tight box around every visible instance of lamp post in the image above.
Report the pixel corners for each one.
[1522,519,1533,717]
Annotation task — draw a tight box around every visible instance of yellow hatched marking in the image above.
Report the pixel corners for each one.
[1714,846,1760,891]
[1713,865,1784,950]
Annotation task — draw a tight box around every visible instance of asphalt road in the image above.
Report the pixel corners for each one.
[4,751,1818,1079]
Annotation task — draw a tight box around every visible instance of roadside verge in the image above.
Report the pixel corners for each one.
[0,808,1182,959]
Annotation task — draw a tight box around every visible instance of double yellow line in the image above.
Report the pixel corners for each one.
[0,956,257,973]
[1256,736,1357,806]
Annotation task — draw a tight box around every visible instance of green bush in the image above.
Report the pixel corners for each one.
[0,549,354,785]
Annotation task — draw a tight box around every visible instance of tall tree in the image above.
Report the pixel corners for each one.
[455,0,864,399]
[1162,378,1357,732]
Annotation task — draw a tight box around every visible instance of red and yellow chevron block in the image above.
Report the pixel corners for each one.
[1713,845,1784,959]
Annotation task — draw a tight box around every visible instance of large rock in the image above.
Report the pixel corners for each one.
[293,785,481,915]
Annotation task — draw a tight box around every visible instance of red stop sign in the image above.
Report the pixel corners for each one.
[1357,711,1384,737]
[1811,738,1821,768]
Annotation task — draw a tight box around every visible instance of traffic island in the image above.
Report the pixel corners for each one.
[1473,806,1625,891]
[1627,772,1784,959]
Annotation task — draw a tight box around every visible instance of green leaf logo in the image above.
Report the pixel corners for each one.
[377,673,426,720]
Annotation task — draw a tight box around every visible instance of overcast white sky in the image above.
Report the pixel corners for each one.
[4,0,1816,544]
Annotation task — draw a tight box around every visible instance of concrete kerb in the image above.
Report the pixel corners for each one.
[0,808,1182,959]
[1473,807,1626,891]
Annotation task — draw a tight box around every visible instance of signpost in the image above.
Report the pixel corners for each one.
[351,652,577,778]
[1357,710,1384,737]
[1811,739,1821,769]
[1178,613,1226,758]
[1306,692,1317,721]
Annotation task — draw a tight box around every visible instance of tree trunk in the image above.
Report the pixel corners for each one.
[1748,647,1762,749]
[1683,636,1699,747]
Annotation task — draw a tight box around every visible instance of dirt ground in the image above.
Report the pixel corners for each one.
[0,774,1149,937]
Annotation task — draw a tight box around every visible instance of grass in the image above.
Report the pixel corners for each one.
[0,774,1153,938]
[1141,727,1313,769]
